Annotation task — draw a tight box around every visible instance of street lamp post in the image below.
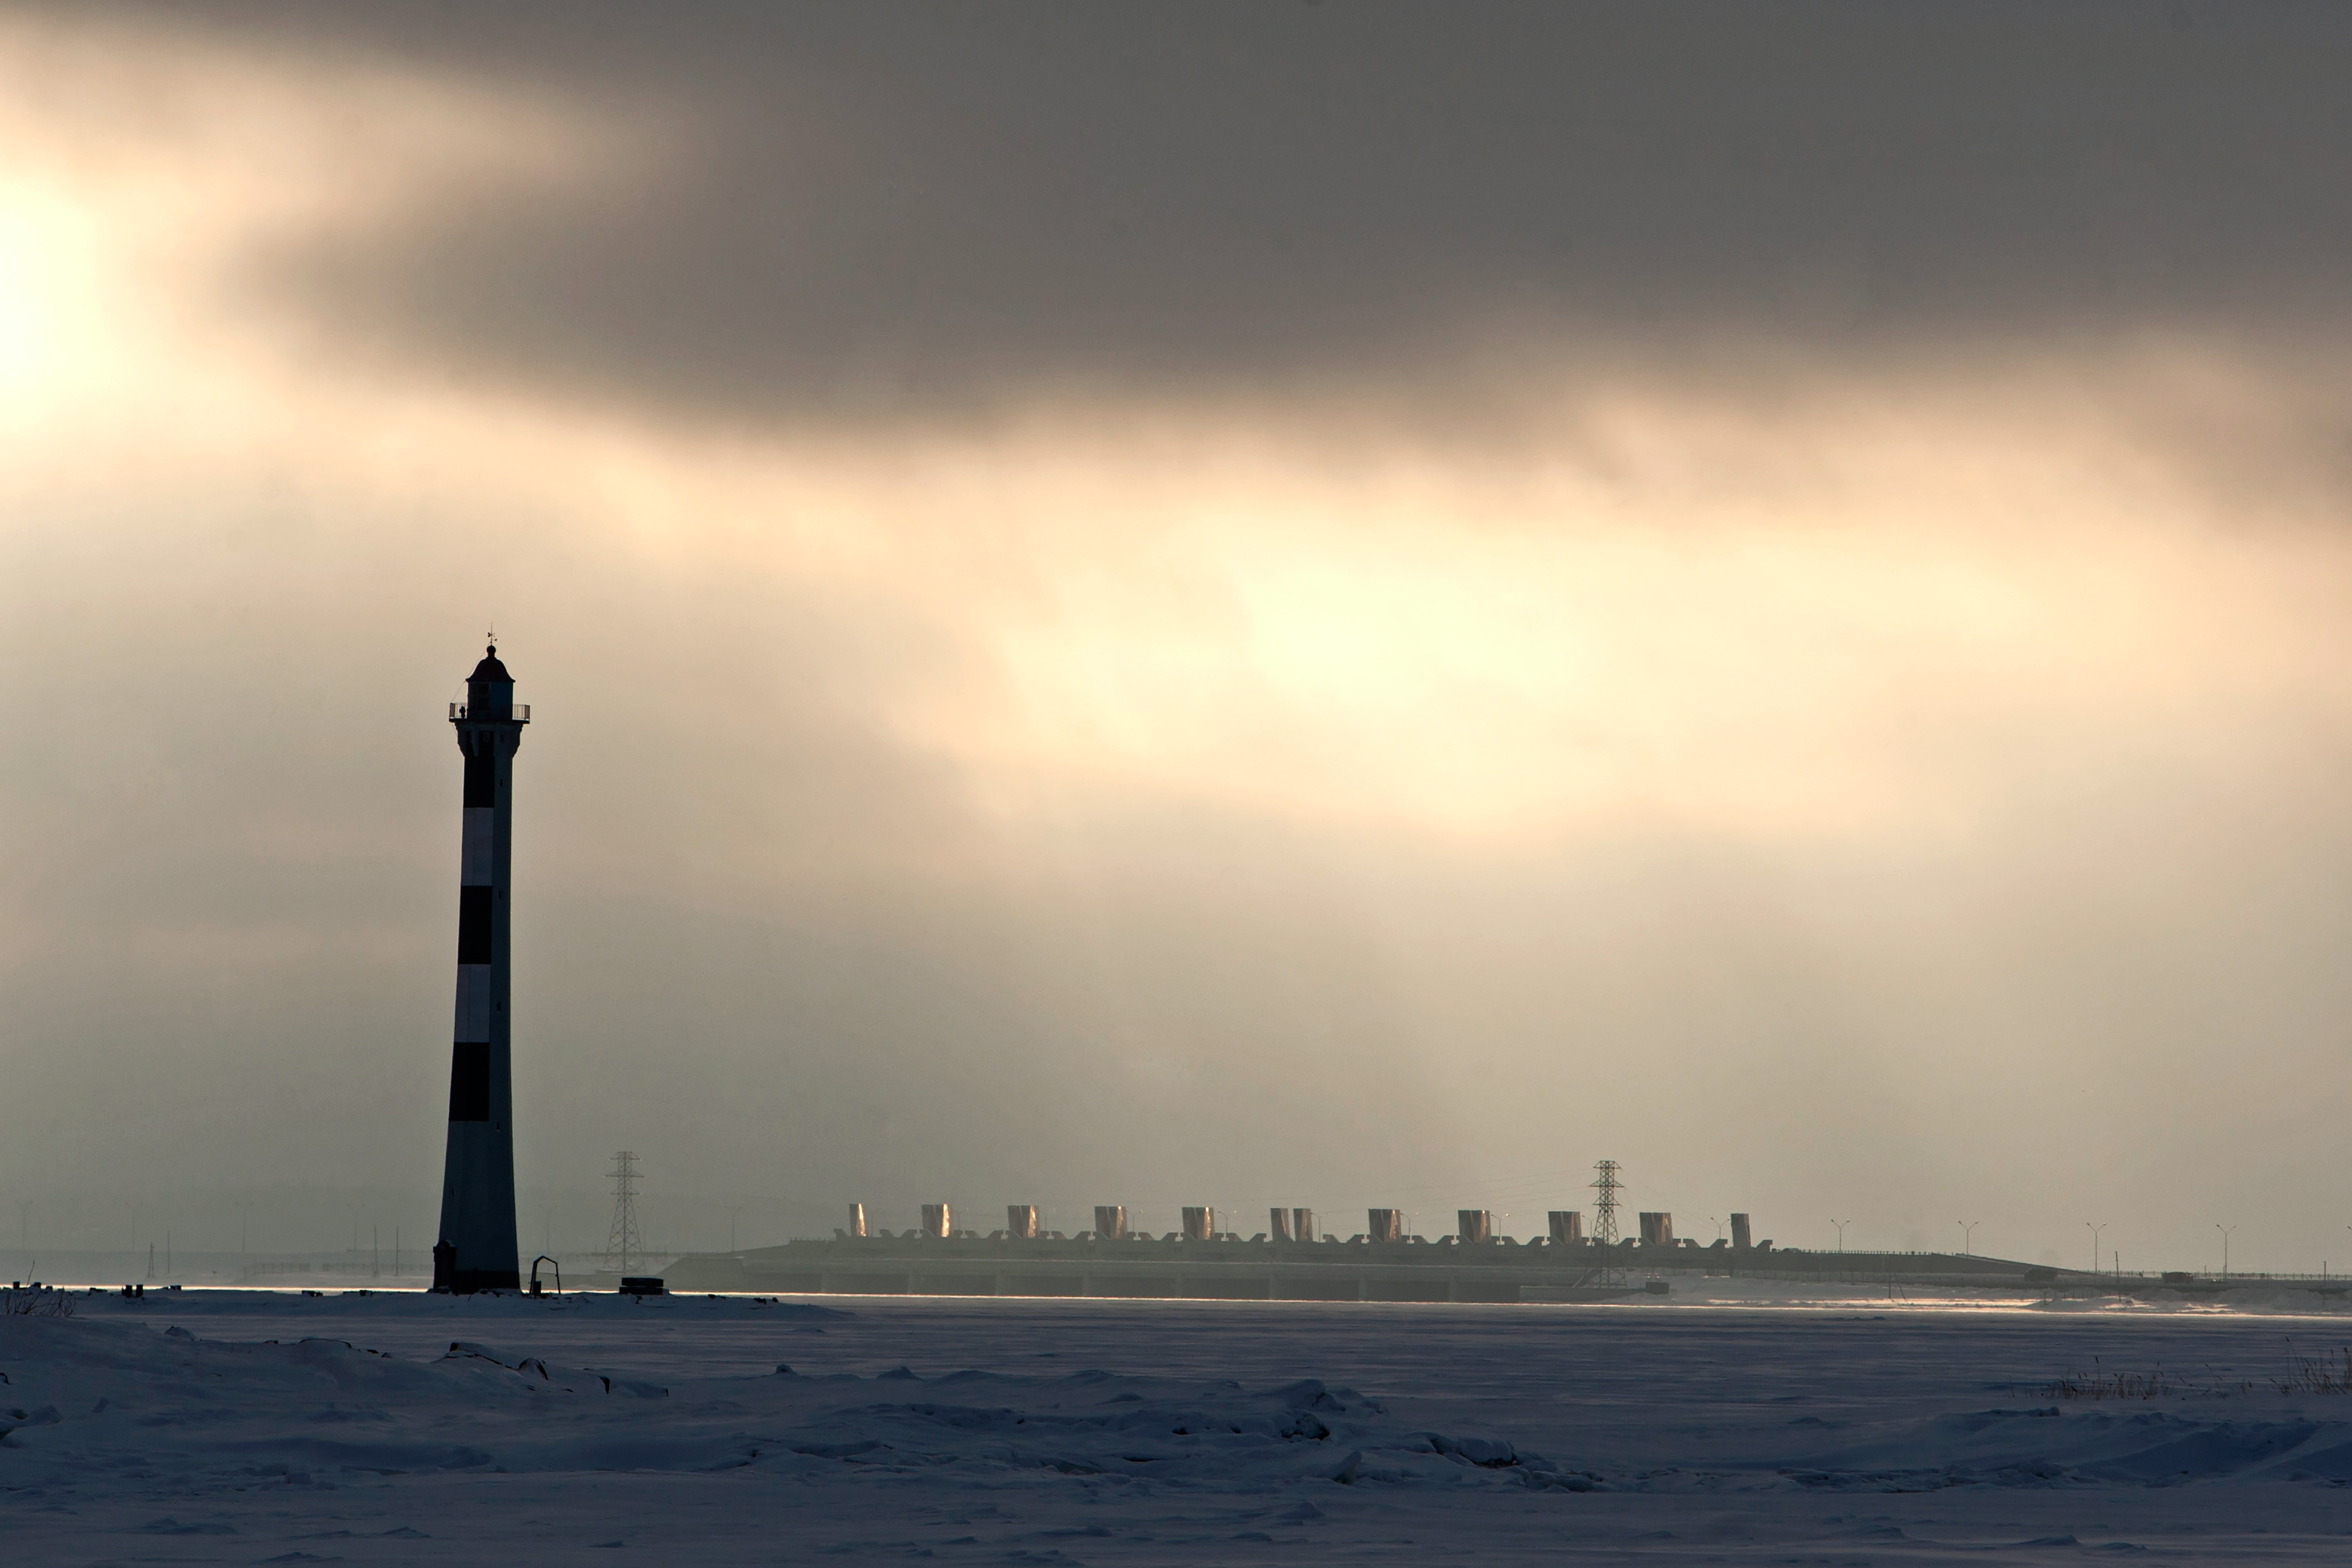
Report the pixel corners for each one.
[1832,1219,1854,1253]
[2218,1223,2238,1280]
[1956,1220,1980,1256]
[2085,1221,2107,1275]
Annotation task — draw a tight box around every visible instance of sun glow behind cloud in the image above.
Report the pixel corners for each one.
[0,143,109,423]
[0,20,607,444]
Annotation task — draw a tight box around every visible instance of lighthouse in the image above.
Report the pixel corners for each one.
[433,644,528,1293]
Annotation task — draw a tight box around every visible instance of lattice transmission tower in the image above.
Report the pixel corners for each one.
[1591,1158,1622,1245]
[1590,1158,1625,1285]
[603,1151,644,1274]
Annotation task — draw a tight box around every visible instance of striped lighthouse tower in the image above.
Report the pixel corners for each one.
[432,644,528,1293]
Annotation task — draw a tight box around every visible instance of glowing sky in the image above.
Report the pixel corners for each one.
[4,4,2350,1269]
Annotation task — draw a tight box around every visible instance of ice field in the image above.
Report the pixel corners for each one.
[6,1287,2352,1563]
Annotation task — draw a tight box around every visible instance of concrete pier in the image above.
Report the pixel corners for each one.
[1006,1206,1040,1240]
[665,1233,2079,1302]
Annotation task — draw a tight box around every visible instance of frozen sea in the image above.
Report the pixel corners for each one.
[6,1285,2352,1563]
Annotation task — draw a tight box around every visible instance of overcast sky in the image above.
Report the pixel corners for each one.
[4,3,2350,1270]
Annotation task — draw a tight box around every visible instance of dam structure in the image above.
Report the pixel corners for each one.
[432,644,529,1294]
[664,1206,2079,1301]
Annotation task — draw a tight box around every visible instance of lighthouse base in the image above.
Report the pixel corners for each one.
[431,1241,520,1295]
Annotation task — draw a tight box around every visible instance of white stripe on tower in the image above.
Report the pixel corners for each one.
[452,964,492,1044]
[460,806,494,884]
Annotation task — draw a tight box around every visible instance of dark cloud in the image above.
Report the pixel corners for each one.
[54,1,2352,420]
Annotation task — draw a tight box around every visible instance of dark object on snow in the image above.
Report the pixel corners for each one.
[1643,1279,1671,1295]
[619,1276,665,1296]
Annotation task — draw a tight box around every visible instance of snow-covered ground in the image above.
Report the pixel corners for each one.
[6,1287,2351,1563]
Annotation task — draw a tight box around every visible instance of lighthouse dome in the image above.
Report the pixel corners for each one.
[469,646,512,683]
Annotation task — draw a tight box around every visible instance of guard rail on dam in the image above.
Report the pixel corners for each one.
[660,1235,2076,1301]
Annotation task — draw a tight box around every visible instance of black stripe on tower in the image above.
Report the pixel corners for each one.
[463,749,497,807]
[448,1042,490,1121]
[456,886,493,963]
